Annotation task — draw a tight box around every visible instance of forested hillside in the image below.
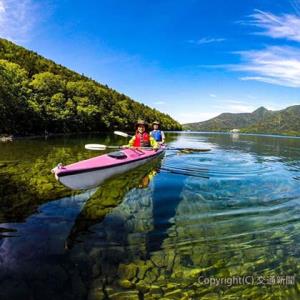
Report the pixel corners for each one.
[0,38,181,135]
[241,105,300,136]
[183,107,273,131]
[183,106,300,136]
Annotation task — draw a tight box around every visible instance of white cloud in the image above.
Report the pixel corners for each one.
[223,104,255,113]
[230,10,300,87]
[0,0,37,42]
[0,1,5,13]
[178,112,219,123]
[153,101,166,105]
[209,94,217,98]
[248,9,300,42]
[188,37,225,45]
[264,102,299,110]
[213,100,256,113]
[234,46,300,88]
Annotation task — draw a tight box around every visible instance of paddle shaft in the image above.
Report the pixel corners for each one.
[113,131,210,152]
[167,147,211,152]
[85,144,210,152]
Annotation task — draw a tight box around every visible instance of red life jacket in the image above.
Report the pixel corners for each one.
[133,132,150,147]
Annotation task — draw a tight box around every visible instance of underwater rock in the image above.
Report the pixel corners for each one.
[143,267,159,284]
[87,288,106,300]
[118,279,134,289]
[182,268,202,280]
[149,284,163,295]
[109,290,139,300]
[164,289,184,299]
[151,251,167,268]
[118,263,138,280]
[135,280,149,293]
[137,263,150,280]
[200,292,220,300]
[162,282,181,292]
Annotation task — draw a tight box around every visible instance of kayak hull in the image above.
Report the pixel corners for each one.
[53,148,164,190]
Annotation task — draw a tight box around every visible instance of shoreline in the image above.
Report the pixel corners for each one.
[0,131,121,141]
[178,130,300,139]
[2,130,300,141]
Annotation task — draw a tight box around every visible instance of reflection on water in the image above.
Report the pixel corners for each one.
[0,132,300,299]
[65,157,163,250]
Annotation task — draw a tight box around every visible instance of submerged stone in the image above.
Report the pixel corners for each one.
[118,279,134,289]
[135,280,149,293]
[164,289,184,299]
[149,284,163,295]
[118,263,138,280]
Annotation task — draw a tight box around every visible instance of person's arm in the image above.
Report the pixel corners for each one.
[150,136,159,149]
[161,131,165,144]
[125,136,136,147]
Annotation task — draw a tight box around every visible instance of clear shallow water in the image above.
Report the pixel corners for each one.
[0,132,299,299]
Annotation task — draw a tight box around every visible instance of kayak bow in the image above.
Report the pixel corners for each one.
[52,147,165,190]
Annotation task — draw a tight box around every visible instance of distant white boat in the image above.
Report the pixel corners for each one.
[0,135,13,142]
[230,129,240,133]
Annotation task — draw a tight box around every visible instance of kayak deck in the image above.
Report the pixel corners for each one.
[52,147,164,189]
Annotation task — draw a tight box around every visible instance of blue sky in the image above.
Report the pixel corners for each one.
[1,0,300,123]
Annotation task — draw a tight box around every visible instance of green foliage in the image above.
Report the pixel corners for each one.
[240,105,300,136]
[0,38,182,135]
[0,59,32,134]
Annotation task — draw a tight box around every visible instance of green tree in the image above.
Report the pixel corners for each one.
[0,59,30,134]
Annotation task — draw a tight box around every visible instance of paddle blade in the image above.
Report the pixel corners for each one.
[85,144,107,151]
[114,131,129,138]
[183,148,211,152]
[167,147,211,153]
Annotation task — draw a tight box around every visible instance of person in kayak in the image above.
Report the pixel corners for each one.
[150,121,165,144]
[126,120,159,149]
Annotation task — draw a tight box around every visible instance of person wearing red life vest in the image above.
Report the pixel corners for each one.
[126,120,159,149]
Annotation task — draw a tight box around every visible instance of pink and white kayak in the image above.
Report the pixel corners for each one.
[52,147,165,190]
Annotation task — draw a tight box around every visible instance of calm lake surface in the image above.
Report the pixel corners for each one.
[0,132,299,299]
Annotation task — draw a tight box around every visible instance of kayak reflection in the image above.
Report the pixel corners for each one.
[65,156,163,249]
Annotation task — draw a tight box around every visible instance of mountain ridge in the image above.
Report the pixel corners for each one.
[183,105,300,136]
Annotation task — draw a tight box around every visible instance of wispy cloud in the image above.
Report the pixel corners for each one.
[230,9,300,88]
[214,100,256,113]
[290,0,300,16]
[0,1,5,13]
[153,101,166,105]
[179,112,219,123]
[209,94,217,98]
[233,46,300,87]
[247,9,300,42]
[188,37,225,45]
[0,0,38,42]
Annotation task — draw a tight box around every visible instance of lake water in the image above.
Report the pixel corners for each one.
[0,132,299,299]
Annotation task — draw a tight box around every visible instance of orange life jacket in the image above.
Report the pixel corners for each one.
[133,132,150,147]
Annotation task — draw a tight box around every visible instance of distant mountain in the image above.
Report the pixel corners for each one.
[183,106,273,131]
[241,105,300,136]
[183,105,300,136]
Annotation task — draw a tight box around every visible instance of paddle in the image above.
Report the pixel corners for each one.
[85,144,211,152]
[166,147,211,152]
[113,130,211,153]
[84,144,161,151]
[85,144,113,150]
[114,131,133,138]
[85,144,154,151]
